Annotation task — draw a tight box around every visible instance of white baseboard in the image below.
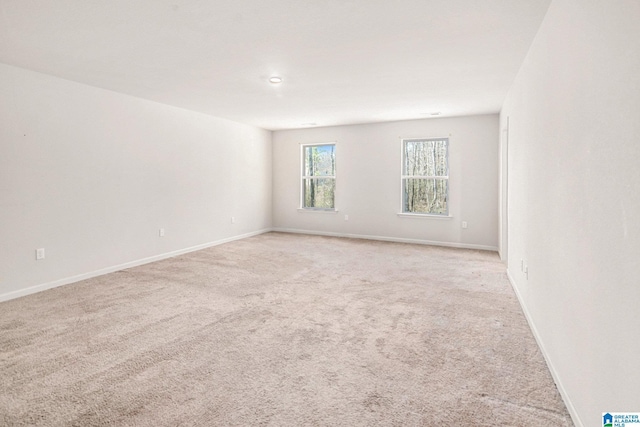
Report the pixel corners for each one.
[273,227,498,252]
[0,228,271,303]
[506,270,583,427]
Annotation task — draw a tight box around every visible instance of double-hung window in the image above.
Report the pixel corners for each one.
[401,138,449,215]
[301,143,336,210]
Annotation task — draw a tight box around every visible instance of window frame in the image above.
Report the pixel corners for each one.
[400,137,450,217]
[300,142,337,211]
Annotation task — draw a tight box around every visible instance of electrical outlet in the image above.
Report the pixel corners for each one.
[461,221,468,229]
[231,216,236,224]
[36,248,45,260]
[159,228,165,237]
[344,214,349,221]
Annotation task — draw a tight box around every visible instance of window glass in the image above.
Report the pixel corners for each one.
[402,138,449,215]
[302,144,336,209]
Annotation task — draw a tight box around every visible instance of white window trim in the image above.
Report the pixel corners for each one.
[399,136,450,217]
[300,142,337,211]
[397,213,452,219]
[297,208,339,214]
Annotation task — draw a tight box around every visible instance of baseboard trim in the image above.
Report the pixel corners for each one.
[506,270,583,427]
[272,227,498,252]
[0,228,272,303]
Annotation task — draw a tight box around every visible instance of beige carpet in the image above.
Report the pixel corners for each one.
[0,232,572,426]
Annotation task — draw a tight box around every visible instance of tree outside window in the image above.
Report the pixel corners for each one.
[402,138,449,215]
[301,144,335,210]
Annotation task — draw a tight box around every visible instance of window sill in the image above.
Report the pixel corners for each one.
[298,208,339,214]
[397,213,452,219]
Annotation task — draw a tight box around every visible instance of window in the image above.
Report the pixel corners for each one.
[301,143,336,210]
[401,138,449,215]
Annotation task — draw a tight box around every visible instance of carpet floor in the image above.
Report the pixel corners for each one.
[0,232,572,426]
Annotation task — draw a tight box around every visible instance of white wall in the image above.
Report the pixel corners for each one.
[0,63,272,300]
[499,119,509,261]
[272,115,499,250]
[501,1,640,425]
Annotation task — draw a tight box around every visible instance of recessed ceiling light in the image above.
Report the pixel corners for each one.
[430,112,441,116]
[269,76,283,84]
[302,122,317,126]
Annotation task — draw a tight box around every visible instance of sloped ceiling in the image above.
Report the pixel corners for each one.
[0,0,551,130]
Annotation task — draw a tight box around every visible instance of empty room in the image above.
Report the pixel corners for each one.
[1,1,638,426]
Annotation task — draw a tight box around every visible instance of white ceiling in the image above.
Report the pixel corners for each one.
[0,0,551,130]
